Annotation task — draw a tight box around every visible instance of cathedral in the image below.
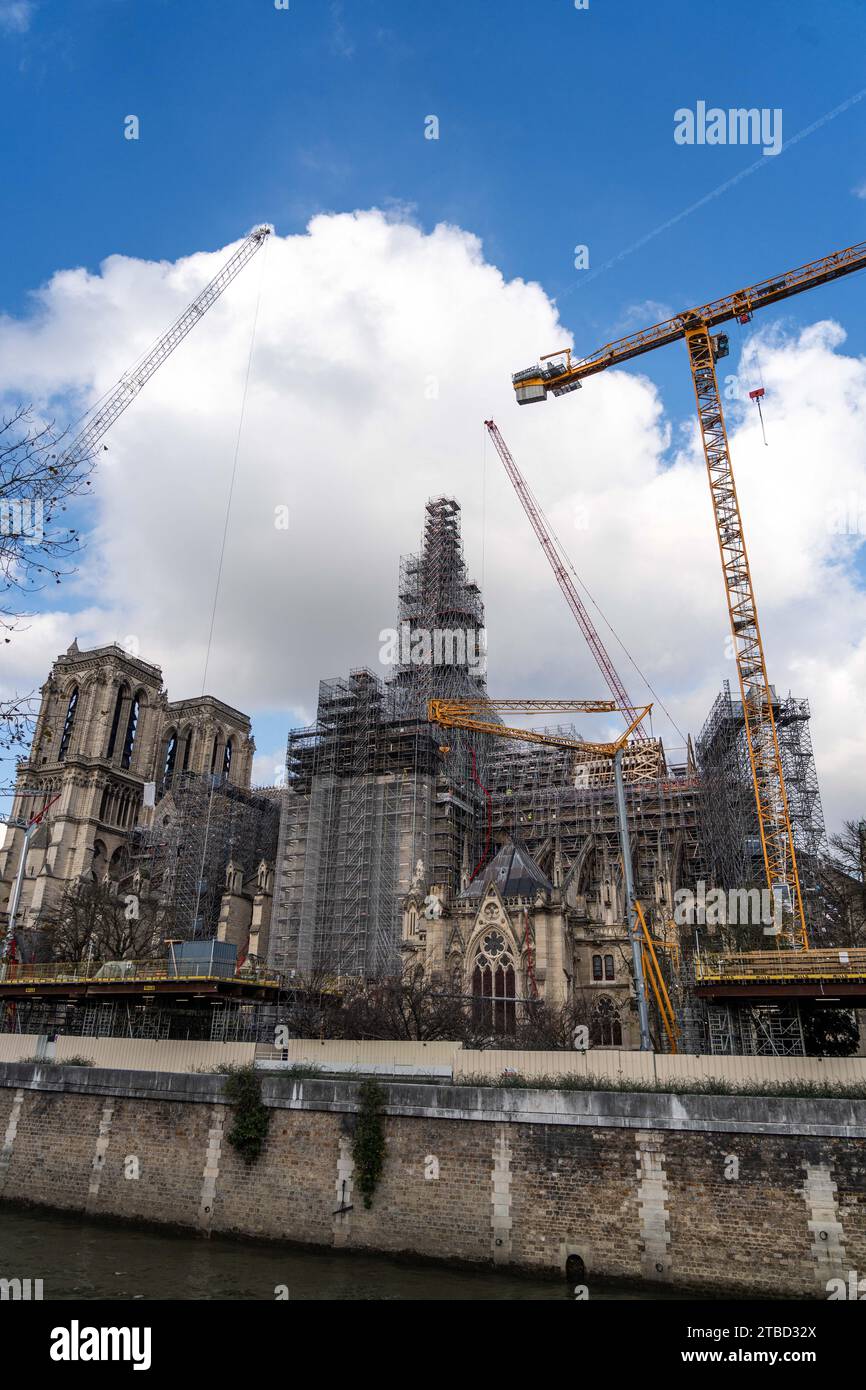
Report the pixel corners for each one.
[271,496,690,1048]
[0,640,277,957]
[400,837,649,1048]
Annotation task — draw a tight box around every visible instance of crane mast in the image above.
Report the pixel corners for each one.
[508,239,866,951]
[684,324,805,945]
[59,224,273,472]
[484,419,648,739]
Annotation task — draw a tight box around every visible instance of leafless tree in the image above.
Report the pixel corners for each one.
[336,964,467,1041]
[0,405,95,757]
[280,967,343,1037]
[43,881,163,963]
[819,818,866,948]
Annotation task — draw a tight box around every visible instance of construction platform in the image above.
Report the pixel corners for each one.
[694,949,866,1003]
[0,958,285,1005]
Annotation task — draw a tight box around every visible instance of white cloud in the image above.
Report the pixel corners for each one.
[329,1,354,59]
[0,1,33,34]
[616,298,674,331]
[1,210,866,834]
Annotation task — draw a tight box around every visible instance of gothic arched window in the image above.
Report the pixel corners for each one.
[471,930,516,1036]
[106,683,128,760]
[592,953,603,981]
[121,691,143,770]
[223,737,233,780]
[604,954,615,981]
[163,730,178,787]
[590,995,623,1048]
[58,687,79,761]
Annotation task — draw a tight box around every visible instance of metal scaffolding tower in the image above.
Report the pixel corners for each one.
[270,499,492,979]
[132,772,279,939]
[696,681,826,939]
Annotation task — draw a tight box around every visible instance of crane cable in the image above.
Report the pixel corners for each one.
[740,319,769,447]
[495,434,686,746]
[192,235,269,939]
[200,236,269,694]
[543,512,684,743]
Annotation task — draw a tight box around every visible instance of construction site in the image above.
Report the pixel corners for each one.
[2,230,866,1059]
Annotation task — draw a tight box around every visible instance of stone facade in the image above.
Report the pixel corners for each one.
[0,641,270,948]
[401,838,642,1048]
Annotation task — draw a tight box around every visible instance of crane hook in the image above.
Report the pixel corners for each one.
[749,388,768,447]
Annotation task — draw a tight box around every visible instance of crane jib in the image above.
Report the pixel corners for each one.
[58,225,272,469]
[514,239,866,397]
[510,239,846,950]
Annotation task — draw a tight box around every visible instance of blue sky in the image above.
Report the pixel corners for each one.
[3,0,866,821]
[6,1,866,364]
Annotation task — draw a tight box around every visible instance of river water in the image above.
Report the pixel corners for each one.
[0,1206,670,1301]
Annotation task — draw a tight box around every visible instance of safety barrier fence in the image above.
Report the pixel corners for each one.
[2,1034,865,1086]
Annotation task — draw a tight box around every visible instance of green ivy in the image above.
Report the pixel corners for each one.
[353,1079,386,1209]
[223,1065,271,1166]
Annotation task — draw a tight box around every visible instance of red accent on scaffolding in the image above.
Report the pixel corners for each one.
[484,420,648,740]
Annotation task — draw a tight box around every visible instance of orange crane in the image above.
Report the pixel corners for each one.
[511,239,866,952]
[429,697,676,1052]
[483,420,649,740]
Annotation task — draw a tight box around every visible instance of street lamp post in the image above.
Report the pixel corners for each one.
[1,792,61,970]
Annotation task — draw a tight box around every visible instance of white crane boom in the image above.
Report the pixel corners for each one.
[61,224,273,469]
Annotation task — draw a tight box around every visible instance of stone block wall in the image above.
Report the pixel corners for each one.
[1,1065,865,1297]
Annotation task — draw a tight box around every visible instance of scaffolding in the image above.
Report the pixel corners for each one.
[486,735,706,907]
[267,505,832,1066]
[703,1001,807,1056]
[696,681,827,939]
[270,499,492,978]
[131,771,279,939]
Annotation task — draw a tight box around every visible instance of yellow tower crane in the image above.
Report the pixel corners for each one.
[512,240,866,952]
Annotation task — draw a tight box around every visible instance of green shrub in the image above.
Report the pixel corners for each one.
[223,1065,271,1166]
[353,1079,386,1209]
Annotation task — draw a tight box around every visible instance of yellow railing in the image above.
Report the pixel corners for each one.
[0,959,285,988]
[695,948,866,983]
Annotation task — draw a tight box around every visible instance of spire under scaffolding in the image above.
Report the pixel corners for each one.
[270,498,492,979]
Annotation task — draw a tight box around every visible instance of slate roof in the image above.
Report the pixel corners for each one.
[460,838,552,901]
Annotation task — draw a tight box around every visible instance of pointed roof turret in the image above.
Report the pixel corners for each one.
[460,838,552,901]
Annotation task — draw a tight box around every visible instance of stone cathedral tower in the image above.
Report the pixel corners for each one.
[0,640,257,933]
